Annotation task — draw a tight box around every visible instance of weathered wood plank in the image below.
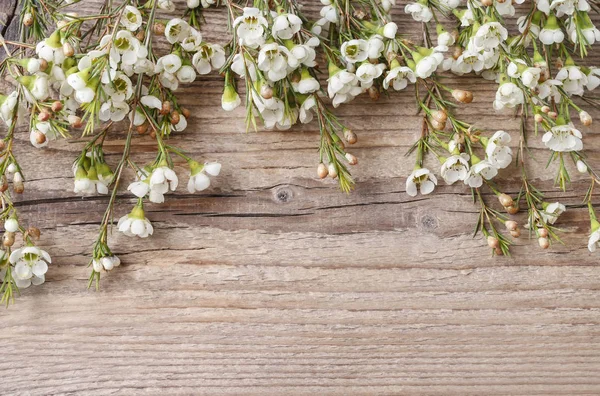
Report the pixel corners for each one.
[0,1,600,395]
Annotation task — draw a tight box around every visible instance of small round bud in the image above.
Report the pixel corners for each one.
[487,236,500,249]
[452,46,463,60]
[23,13,34,27]
[505,220,518,231]
[37,111,50,122]
[345,153,358,165]
[62,42,74,57]
[481,0,493,5]
[430,118,446,130]
[538,237,550,249]
[496,0,506,3]
[33,130,46,145]
[51,101,63,112]
[161,101,171,115]
[538,228,549,238]
[452,89,473,104]
[577,159,588,174]
[344,129,357,145]
[494,247,503,256]
[506,205,519,215]
[317,163,328,179]
[0,175,7,192]
[27,226,41,240]
[328,163,338,179]
[170,110,180,125]
[13,173,24,194]
[534,113,544,123]
[510,229,521,238]
[56,20,68,30]
[260,85,273,99]
[153,22,166,35]
[580,110,592,126]
[541,105,550,113]
[498,193,513,208]
[4,218,18,233]
[367,86,380,101]
[547,111,558,119]
[2,232,15,247]
[137,123,149,135]
[68,115,82,128]
[431,109,448,124]
[181,108,191,118]
[39,59,48,72]
[136,30,145,41]
[149,130,157,139]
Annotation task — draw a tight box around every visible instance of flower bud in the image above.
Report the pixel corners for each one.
[260,85,273,99]
[137,123,149,134]
[170,110,180,125]
[452,89,473,104]
[510,229,521,238]
[136,30,145,41]
[452,46,463,60]
[328,163,338,179]
[0,175,8,192]
[51,100,63,112]
[367,86,380,101]
[39,59,48,72]
[2,232,15,247]
[541,105,550,113]
[33,130,46,145]
[13,172,24,194]
[577,159,588,174]
[431,109,448,124]
[56,20,68,30]
[538,237,550,249]
[481,0,493,5]
[430,118,446,130]
[547,111,557,119]
[62,42,74,57]
[344,129,357,145]
[4,218,18,233]
[23,13,34,26]
[68,115,82,128]
[538,228,549,238]
[495,247,503,256]
[317,163,328,179]
[487,236,500,249]
[345,153,358,165]
[37,111,50,122]
[161,101,171,115]
[498,193,513,207]
[27,226,41,240]
[153,22,166,35]
[580,110,592,126]
[534,113,543,123]
[506,205,519,215]
[505,220,518,231]
[496,0,506,3]
[181,108,191,118]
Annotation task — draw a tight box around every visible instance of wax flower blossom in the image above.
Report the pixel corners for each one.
[406,168,437,197]
[542,123,583,152]
[118,205,154,238]
[10,246,52,289]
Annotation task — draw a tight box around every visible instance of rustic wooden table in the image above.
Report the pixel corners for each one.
[1,1,599,394]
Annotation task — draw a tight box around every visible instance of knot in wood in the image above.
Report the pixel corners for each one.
[420,214,438,230]
[273,187,293,203]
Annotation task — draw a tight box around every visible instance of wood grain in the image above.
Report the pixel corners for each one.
[1,1,600,395]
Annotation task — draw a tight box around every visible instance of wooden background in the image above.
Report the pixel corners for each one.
[1,1,600,394]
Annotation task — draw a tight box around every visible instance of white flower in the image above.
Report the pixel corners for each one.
[4,218,18,233]
[118,206,153,238]
[382,22,398,39]
[439,0,460,8]
[0,92,18,126]
[569,22,600,45]
[299,95,317,124]
[366,36,384,59]
[231,53,257,80]
[10,246,51,288]
[30,121,56,148]
[383,65,416,91]
[327,69,362,107]
[99,100,129,122]
[121,5,142,31]
[355,63,386,87]
[441,153,470,184]
[156,54,182,74]
[452,50,485,74]
[414,50,443,79]
[158,0,175,11]
[293,69,320,94]
[257,43,297,82]
[436,31,455,51]
[464,160,498,188]
[177,65,197,84]
[554,0,589,16]
[192,43,226,74]
[101,31,144,66]
[165,19,191,44]
[35,32,64,64]
[540,202,566,224]
[577,159,588,173]
[495,0,515,16]
[181,29,203,52]
[256,97,285,129]
[404,2,433,22]
[188,0,200,7]
[473,22,508,51]
[234,7,268,48]
[320,4,338,23]
[290,37,319,67]
[556,65,587,96]
[542,123,583,152]
[148,166,178,203]
[222,84,241,111]
[92,256,121,272]
[522,67,541,89]
[406,168,437,196]
[486,130,513,169]
[187,161,220,193]
[272,13,302,40]
[493,81,524,110]
[589,228,600,252]
[340,39,369,64]
[539,26,564,45]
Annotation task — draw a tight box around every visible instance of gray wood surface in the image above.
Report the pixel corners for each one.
[1,1,600,394]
